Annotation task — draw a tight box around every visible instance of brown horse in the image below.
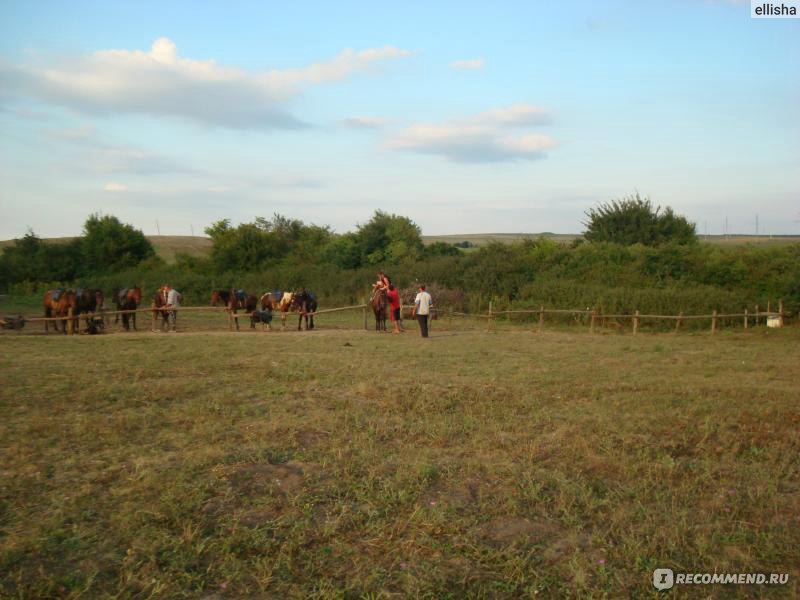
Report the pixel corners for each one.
[290,289,317,331]
[43,289,76,334]
[211,288,258,330]
[74,288,104,333]
[152,287,170,331]
[371,288,388,332]
[114,287,142,331]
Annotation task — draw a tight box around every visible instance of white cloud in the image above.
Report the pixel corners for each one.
[471,104,552,127]
[340,116,390,129]
[388,104,557,163]
[104,182,127,192]
[0,38,411,129]
[450,58,485,70]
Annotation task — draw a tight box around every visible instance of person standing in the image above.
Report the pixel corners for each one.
[164,284,182,332]
[413,284,433,338]
[387,283,403,334]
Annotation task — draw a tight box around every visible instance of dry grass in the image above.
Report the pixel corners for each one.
[1,322,799,598]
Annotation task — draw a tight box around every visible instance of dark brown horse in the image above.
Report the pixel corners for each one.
[290,289,318,331]
[211,288,258,330]
[152,287,170,331]
[43,289,76,334]
[114,287,142,331]
[371,288,388,332]
[74,288,104,333]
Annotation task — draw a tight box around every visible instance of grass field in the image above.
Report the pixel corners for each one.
[1,317,798,598]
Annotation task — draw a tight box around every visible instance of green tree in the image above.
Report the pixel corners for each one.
[354,210,424,265]
[81,214,155,272]
[583,193,696,246]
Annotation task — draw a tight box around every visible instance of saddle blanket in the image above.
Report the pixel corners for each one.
[253,309,273,323]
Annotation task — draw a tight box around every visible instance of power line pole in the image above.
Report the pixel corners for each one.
[156,220,160,235]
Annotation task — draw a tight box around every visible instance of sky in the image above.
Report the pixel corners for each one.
[0,0,798,239]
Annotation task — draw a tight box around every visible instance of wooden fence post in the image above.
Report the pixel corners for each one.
[755,304,759,326]
[538,305,544,333]
[711,309,717,335]
[744,308,748,330]
[67,307,74,335]
[590,309,596,334]
[633,310,639,335]
[363,304,368,330]
[487,301,493,332]
[779,299,784,326]
[674,312,683,334]
[151,304,157,331]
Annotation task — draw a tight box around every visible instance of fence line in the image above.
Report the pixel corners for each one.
[4,299,790,335]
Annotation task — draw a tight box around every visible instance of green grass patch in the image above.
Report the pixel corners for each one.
[1,327,798,597]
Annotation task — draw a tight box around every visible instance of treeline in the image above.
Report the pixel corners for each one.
[0,214,155,284]
[2,206,799,319]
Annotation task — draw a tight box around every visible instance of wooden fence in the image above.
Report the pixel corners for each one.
[5,299,789,336]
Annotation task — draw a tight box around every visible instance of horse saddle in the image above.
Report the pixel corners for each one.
[118,288,129,302]
[235,289,247,302]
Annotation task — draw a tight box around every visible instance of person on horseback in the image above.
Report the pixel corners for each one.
[373,271,390,291]
[372,271,390,299]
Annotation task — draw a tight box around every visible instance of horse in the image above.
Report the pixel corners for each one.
[289,289,317,331]
[74,288,104,333]
[114,287,142,331]
[371,288,388,332]
[152,287,170,331]
[43,289,76,334]
[211,288,258,330]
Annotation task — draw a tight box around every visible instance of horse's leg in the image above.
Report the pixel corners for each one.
[310,314,314,330]
[132,310,137,331]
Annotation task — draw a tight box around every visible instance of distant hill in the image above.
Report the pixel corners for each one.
[2,233,798,264]
[0,235,213,264]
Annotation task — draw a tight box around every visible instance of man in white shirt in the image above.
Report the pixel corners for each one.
[164,284,181,332]
[413,284,433,338]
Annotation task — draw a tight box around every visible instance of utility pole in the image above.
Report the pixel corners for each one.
[724,216,729,238]
[156,220,161,235]
[190,224,194,236]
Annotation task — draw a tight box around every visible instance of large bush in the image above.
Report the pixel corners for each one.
[583,193,696,246]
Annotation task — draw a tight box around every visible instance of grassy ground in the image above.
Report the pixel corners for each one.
[1,320,798,598]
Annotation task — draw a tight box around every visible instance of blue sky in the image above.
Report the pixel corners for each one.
[0,0,797,238]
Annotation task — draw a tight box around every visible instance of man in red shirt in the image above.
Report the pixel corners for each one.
[386,283,403,333]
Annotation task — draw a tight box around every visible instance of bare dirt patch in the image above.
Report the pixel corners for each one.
[228,461,309,496]
[477,517,559,546]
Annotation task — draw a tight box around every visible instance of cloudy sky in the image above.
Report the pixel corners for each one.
[0,0,798,238]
